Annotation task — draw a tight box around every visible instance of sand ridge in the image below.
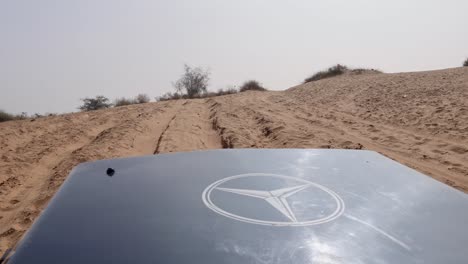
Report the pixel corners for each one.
[0,67,467,253]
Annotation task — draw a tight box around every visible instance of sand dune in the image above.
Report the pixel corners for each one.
[1,67,467,253]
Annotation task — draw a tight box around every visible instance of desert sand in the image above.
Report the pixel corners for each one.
[1,67,467,253]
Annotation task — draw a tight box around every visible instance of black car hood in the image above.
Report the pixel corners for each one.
[8,149,468,264]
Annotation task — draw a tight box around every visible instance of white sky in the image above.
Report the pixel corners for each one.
[1,0,467,114]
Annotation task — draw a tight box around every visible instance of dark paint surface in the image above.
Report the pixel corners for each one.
[8,149,468,264]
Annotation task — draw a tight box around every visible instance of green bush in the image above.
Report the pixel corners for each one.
[79,96,112,111]
[239,80,267,92]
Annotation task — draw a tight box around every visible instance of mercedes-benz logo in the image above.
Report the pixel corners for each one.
[202,173,345,226]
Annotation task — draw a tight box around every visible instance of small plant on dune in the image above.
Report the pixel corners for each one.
[114,94,151,107]
[351,68,383,74]
[203,87,238,98]
[156,86,237,101]
[216,86,238,95]
[303,64,383,83]
[239,80,267,92]
[156,92,184,102]
[464,58,468,67]
[135,94,150,104]
[209,86,238,97]
[79,96,112,111]
[114,97,136,107]
[304,64,348,83]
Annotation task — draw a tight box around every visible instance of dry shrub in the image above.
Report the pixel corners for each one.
[239,80,267,92]
[304,64,348,83]
[0,110,15,122]
[135,94,150,104]
[114,97,135,107]
[304,64,383,83]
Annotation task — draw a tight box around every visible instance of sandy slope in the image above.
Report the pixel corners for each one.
[1,67,467,253]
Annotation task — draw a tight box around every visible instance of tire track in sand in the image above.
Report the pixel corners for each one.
[154,99,223,153]
[209,91,468,192]
[153,106,180,154]
[0,101,180,254]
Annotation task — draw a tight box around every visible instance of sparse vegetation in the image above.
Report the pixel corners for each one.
[304,64,383,83]
[32,113,57,118]
[79,96,112,111]
[135,94,150,104]
[174,64,210,98]
[239,80,267,92]
[162,64,266,101]
[304,64,348,83]
[213,87,238,96]
[156,92,184,102]
[351,68,383,74]
[0,110,29,122]
[464,58,468,67]
[200,87,238,98]
[156,87,238,102]
[0,110,16,122]
[114,94,151,107]
[114,97,135,107]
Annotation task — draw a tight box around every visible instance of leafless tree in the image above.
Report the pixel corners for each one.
[174,64,210,98]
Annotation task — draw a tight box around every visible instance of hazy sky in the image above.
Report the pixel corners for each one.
[1,0,467,114]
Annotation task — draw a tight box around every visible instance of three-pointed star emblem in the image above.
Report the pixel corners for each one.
[216,184,311,222]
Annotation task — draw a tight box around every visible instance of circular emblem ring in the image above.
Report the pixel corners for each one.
[202,173,345,226]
